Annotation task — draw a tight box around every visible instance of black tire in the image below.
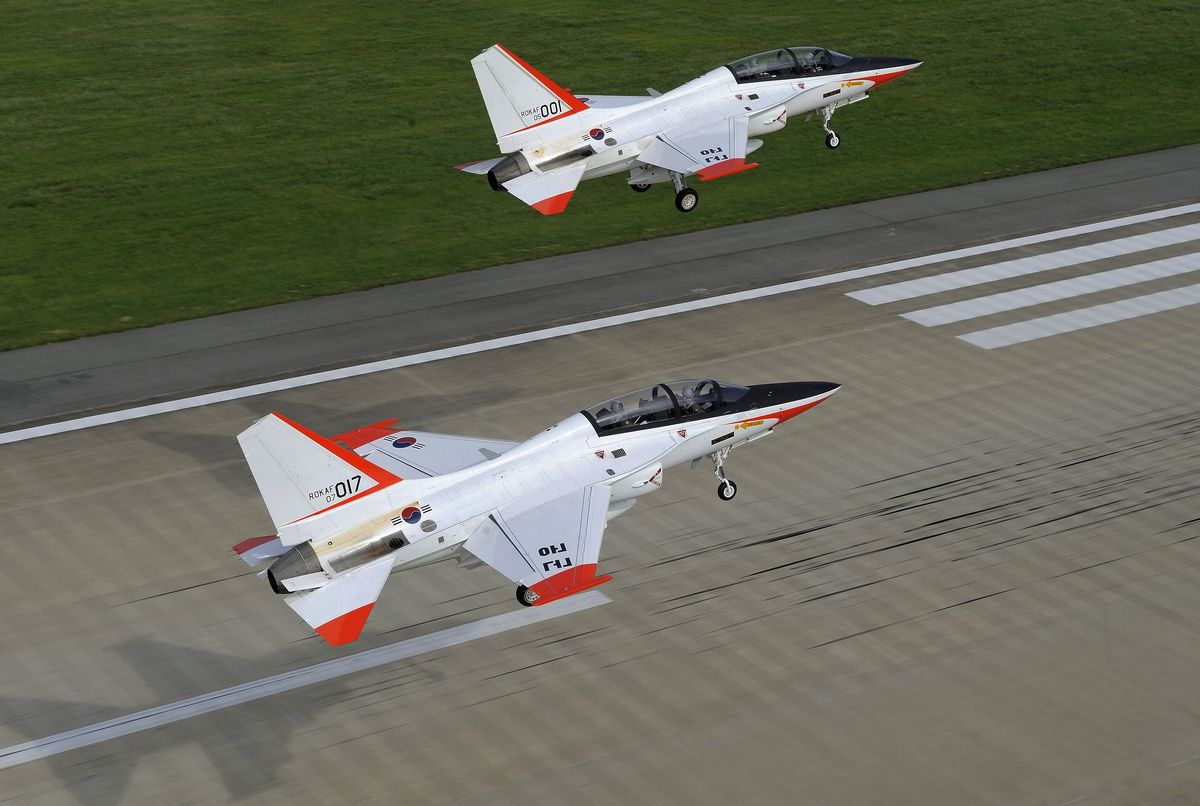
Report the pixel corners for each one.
[825,132,840,150]
[630,183,651,193]
[675,188,699,213]
[516,585,538,607]
[717,480,738,501]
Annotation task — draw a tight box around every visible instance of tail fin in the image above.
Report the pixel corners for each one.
[237,413,401,531]
[471,44,587,149]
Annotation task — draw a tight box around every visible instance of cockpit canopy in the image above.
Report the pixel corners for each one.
[725,47,852,83]
[582,379,753,435]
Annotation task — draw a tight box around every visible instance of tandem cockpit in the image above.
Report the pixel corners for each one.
[725,47,853,83]
[583,379,753,435]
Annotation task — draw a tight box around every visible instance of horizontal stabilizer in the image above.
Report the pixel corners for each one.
[285,554,393,646]
[455,157,506,175]
[504,163,587,215]
[232,535,286,566]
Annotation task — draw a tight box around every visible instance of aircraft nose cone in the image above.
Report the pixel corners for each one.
[748,381,840,407]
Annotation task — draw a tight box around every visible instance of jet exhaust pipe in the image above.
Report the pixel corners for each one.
[266,542,322,594]
[487,152,532,191]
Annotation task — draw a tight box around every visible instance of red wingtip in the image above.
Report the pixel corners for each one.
[697,158,758,182]
[531,190,574,215]
[315,603,375,646]
[530,563,612,605]
[232,535,277,555]
[332,418,401,450]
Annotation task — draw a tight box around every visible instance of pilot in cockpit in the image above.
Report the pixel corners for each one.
[679,385,700,416]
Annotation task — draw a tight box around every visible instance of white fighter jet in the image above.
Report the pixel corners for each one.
[459,44,920,214]
[233,379,839,645]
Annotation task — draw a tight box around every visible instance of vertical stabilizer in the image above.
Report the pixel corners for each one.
[471,44,587,149]
[237,413,401,531]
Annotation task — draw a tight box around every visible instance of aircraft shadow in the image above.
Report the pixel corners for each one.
[0,637,366,804]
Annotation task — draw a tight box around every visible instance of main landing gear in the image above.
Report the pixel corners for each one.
[516,584,539,607]
[712,447,738,501]
[672,171,698,213]
[821,104,840,149]
[628,172,699,212]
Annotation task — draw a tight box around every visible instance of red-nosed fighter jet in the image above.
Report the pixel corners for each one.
[459,44,920,214]
[234,379,839,645]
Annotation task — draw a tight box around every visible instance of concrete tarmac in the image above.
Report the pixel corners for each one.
[1,152,1199,804]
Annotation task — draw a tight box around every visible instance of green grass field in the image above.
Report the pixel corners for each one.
[2,0,1198,350]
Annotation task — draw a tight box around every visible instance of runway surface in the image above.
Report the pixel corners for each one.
[1,148,1199,804]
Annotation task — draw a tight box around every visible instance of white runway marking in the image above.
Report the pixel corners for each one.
[902,254,1200,326]
[848,222,1200,305]
[957,283,1200,349]
[0,591,610,770]
[3,202,1199,445]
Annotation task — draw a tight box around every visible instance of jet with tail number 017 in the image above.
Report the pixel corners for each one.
[234,379,839,645]
[459,44,920,214]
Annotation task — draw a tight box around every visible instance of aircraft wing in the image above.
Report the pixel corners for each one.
[332,420,519,480]
[639,116,758,181]
[464,485,613,605]
[502,162,588,215]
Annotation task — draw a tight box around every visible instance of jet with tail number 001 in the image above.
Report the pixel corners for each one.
[459,44,920,214]
[234,379,839,645]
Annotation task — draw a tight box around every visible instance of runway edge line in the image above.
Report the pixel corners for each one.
[0,591,611,770]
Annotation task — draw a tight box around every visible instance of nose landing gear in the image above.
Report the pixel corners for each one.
[516,584,539,607]
[821,105,840,149]
[712,447,737,500]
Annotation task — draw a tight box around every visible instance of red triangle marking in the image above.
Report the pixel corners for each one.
[315,603,375,646]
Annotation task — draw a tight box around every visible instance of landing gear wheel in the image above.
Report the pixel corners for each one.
[717,480,738,501]
[516,585,539,607]
[630,183,651,193]
[825,132,840,149]
[675,188,699,213]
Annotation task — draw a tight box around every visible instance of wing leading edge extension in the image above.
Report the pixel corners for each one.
[464,485,613,605]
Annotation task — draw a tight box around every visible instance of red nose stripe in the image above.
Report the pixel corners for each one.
[771,397,829,425]
[866,67,916,89]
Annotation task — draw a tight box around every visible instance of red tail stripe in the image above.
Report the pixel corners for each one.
[495,43,588,134]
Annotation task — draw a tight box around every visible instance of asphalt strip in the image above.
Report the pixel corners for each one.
[0,591,611,770]
[3,201,1198,446]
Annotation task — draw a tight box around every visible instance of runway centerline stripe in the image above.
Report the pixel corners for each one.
[0,591,610,771]
[847,222,1200,305]
[902,253,1200,326]
[957,283,1200,349]
[3,202,1199,445]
